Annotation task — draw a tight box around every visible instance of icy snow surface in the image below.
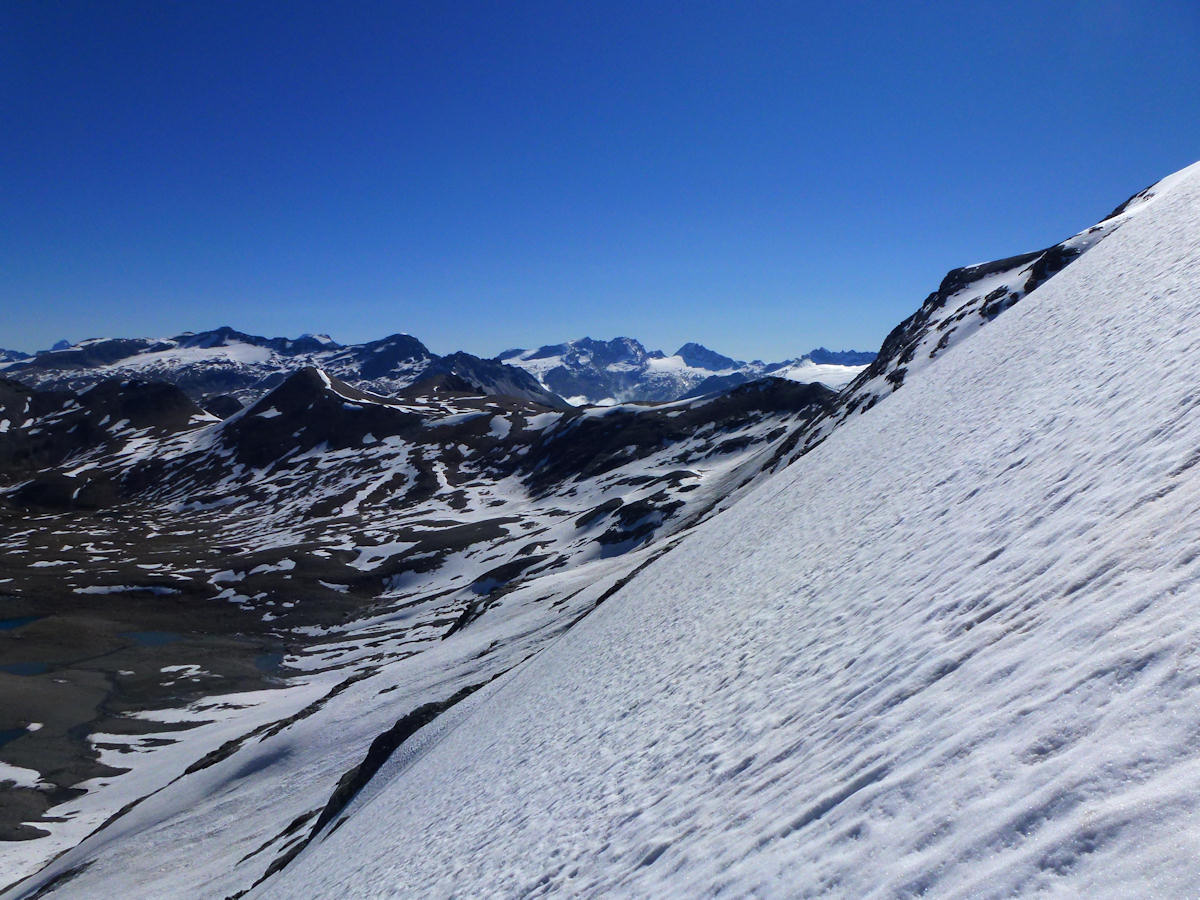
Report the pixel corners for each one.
[264,162,1200,896]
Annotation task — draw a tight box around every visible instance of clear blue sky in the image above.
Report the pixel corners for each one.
[3,1,1199,360]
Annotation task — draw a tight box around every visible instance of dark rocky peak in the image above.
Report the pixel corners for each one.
[0,378,205,489]
[226,368,420,466]
[692,376,839,416]
[202,394,243,419]
[174,326,344,356]
[398,372,483,398]
[50,338,71,351]
[77,379,208,432]
[568,337,650,368]
[0,376,37,421]
[4,376,202,435]
[430,353,572,409]
[174,326,257,349]
[0,347,31,363]
[0,377,75,420]
[674,342,742,371]
[782,187,1137,472]
[335,333,433,379]
[934,250,1045,300]
[244,367,386,417]
[857,241,1085,400]
[523,377,836,492]
[1098,177,1165,223]
[274,333,343,355]
[298,332,337,346]
[515,342,570,362]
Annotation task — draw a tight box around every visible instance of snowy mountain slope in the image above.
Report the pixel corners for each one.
[255,162,1200,897]
[0,370,834,894]
[784,167,1192,465]
[499,337,871,404]
[1,327,569,409]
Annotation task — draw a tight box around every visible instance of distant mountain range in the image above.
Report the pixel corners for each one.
[0,330,874,410]
[499,338,874,404]
[0,328,568,411]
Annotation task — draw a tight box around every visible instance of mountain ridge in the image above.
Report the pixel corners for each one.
[0,328,569,411]
[256,160,1200,898]
[1,329,874,411]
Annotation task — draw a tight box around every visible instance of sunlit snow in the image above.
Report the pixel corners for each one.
[262,161,1200,897]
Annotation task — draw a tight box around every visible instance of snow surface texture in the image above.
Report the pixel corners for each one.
[262,162,1200,897]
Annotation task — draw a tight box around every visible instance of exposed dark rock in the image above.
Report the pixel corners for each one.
[202,394,243,419]
[523,378,836,493]
[674,342,741,371]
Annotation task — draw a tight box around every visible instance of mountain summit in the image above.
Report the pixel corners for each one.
[2,330,873,410]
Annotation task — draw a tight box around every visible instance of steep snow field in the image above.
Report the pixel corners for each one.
[263,163,1200,897]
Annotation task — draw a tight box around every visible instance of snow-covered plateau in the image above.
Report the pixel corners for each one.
[3,159,1200,897]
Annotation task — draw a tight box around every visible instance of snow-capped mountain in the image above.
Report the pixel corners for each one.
[4,160,1200,898]
[0,327,570,410]
[0,349,30,365]
[498,337,873,404]
[2,330,871,412]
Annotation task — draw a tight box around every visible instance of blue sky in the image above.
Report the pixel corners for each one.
[3,1,1199,361]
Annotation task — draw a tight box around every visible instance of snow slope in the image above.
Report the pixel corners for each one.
[263,162,1200,897]
[791,163,1198,463]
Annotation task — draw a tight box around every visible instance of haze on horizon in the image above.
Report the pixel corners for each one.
[4,1,1199,361]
